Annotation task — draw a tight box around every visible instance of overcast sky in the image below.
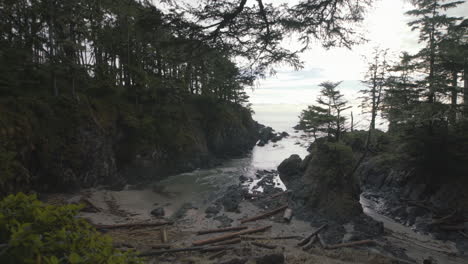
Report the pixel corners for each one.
[247,0,468,105]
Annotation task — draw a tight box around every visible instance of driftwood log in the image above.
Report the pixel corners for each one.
[197,226,248,235]
[251,241,277,249]
[267,191,290,200]
[297,224,328,246]
[209,250,227,260]
[160,228,168,243]
[326,240,375,249]
[139,246,234,257]
[241,235,302,240]
[302,235,317,250]
[283,208,293,222]
[240,205,288,224]
[94,221,173,230]
[193,226,272,246]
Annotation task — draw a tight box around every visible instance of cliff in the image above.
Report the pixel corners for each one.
[0,95,258,194]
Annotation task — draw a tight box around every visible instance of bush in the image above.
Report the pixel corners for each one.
[0,193,142,264]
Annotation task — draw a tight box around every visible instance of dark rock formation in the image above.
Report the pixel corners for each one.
[150,207,165,217]
[256,253,284,264]
[279,142,362,222]
[0,96,259,194]
[278,154,302,177]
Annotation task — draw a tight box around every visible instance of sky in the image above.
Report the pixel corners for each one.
[247,0,468,105]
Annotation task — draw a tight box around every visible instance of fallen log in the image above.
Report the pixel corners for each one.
[240,205,288,224]
[151,244,171,250]
[302,235,317,250]
[215,238,241,246]
[193,226,272,246]
[197,226,248,235]
[251,241,277,249]
[241,235,302,240]
[439,224,466,231]
[431,211,457,225]
[267,191,290,200]
[283,208,293,222]
[458,231,468,239]
[94,221,173,230]
[160,228,168,243]
[209,250,227,260]
[139,246,235,257]
[79,198,101,212]
[297,224,328,246]
[326,240,375,249]
[317,234,327,248]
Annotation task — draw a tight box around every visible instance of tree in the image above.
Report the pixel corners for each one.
[406,0,464,104]
[299,81,350,141]
[360,48,389,131]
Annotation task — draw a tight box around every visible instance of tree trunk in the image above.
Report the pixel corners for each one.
[464,63,468,117]
[450,71,458,124]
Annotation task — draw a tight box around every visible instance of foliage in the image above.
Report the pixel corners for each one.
[298,81,350,141]
[0,193,142,264]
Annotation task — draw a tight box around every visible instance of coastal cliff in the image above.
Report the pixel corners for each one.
[0,95,258,194]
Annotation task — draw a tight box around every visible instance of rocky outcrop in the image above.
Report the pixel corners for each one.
[279,141,362,222]
[0,95,258,194]
[277,154,302,185]
[256,126,288,146]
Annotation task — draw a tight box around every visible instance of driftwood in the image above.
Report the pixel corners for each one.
[459,231,468,239]
[94,221,173,230]
[302,235,317,250]
[283,208,293,222]
[267,191,290,200]
[240,205,288,224]
[151,244,171,250]
[317,234,327,248]
[326,240,375,249]
[209,250,227,260]
[160,228,168,243]
[439,224,466,231]
[251,241,277,249]
[241,235,302,240]
[297,224,328,246]
[197,226,248,235]
[79,198,101,212]
[431,211,457,225]
[139,246,234,257]
[215,238,242,246]
[407,201,437,213]
[193,226,272,246]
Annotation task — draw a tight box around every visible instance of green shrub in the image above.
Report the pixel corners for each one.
[0,193,142,264]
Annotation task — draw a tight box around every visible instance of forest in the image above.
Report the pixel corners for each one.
[1,0,468,264]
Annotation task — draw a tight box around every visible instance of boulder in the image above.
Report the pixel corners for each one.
[151,207,165,217]
[278,154,302,178]
[256,253,285,264]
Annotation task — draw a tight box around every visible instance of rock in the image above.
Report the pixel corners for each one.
[257,140,266,147]
[205,205,221,215]
[214,215,234,227]
[151,207,165,217]
[256,253,285,264]
[217,185,243,212]
[281,131,289,137]
[221,258,248,264]
[278,154,302,180]
[286,142,362,222]
[406,206,427,218]
[239,175,248,182]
